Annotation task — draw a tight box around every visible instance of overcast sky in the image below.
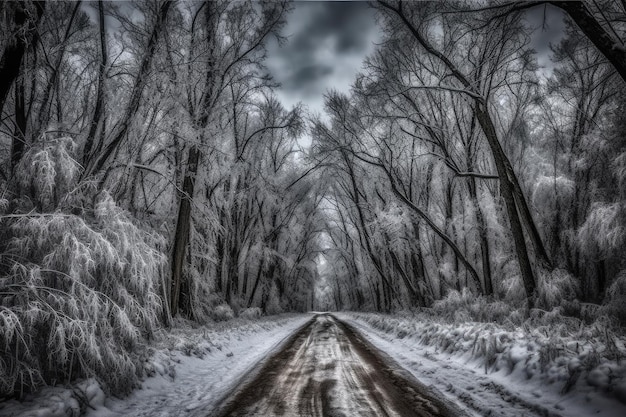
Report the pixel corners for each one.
[87,1,565,121]
[265,1,381,118]
[525,3,567,76]
[265,1,566,120]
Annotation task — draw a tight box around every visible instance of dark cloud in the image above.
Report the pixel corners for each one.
[266,1,381,112]
[266,1,568,116]
[524,4,567,74]
[304,2,372,54]
[283,64,334,91]
[284,2,374,57]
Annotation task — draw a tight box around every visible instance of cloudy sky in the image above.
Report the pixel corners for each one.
[525,3,567,75]
[265,1,566,119]
[265,1,381,117]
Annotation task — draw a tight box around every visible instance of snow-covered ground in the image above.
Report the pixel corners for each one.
[5,311,626,417]
[0,313,312,417]
[337,312,626,417]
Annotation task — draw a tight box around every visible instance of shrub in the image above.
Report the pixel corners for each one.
[535,268,579,310]
[239,307,262,320]
[265,282,283,315]
[432,288,513,323]
[212,304,235,322]
[15,136,79,212]
[602,271,626,326]
[0,138,166,398]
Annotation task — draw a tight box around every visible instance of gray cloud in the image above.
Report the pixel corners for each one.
[266,1,381,113]
[282,64,334,92]
[524,4,567,75]
[295,2,373,54]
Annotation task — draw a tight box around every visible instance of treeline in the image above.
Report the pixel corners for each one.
[313,1,626,317]
[0,0,321,398]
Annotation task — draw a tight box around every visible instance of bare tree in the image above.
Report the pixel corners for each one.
[376,0,545,306]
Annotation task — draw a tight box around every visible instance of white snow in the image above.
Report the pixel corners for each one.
[0,314,312,417]
[5,311,626,417]
[337,312,626,417]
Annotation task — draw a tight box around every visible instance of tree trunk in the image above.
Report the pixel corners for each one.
[83,0,108,166]
[4,1,45,172]
[35,1,81,136]
[550,1,626,83]
[466,137,494,295]
[342,150,398,310]
[168,1,222,316]
[385,233,421,305]
[248,257,264,308]
[170,145,200,316]
[469,174,494,296]
[507,159,552,269]
[11,76,27,173]
[475,105,536,306]
[0,1,45,115]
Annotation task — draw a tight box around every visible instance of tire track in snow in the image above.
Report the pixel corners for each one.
[213,314,466,417]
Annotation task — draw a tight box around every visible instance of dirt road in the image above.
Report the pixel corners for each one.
[214,314,465,417]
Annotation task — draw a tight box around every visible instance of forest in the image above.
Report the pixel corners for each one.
[0,0,625,409]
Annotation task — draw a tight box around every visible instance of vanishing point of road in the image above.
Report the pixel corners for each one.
[214,314,467,417]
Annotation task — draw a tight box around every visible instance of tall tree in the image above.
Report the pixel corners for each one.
[83,0,109,166]
[0,1,45,113]
[376,0,543,306]
[169,1,290,316]
[1,1,46,173]
[85,0,172,177]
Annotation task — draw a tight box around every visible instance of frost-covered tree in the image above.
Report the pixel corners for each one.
[168,0,291,317]
[373,0,551,307]
[0,138,165,398]
[527,20,625,304]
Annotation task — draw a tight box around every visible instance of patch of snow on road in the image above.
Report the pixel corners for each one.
[337,312,626,417]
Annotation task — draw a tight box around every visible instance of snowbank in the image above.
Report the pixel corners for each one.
[0,314,312,417]
[338,311,626,417]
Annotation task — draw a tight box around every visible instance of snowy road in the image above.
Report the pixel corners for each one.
[214,314,465,417]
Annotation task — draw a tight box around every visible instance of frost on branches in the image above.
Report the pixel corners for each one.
[0,137,167,398]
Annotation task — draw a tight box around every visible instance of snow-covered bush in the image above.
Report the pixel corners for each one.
[578,202,626,258]
[239,307,262,320]
[432,288,513,323]
[614,151,626,191]
[212,304,235,321]
[535,268,579,310]
[532,175,575,220]
[346,311,626,405]
[265,282,283,315]
[0,138,167,398]
[183,217,223,323]
[495,258,526,306]
[15,136,80,212]
[602,271,626,326]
